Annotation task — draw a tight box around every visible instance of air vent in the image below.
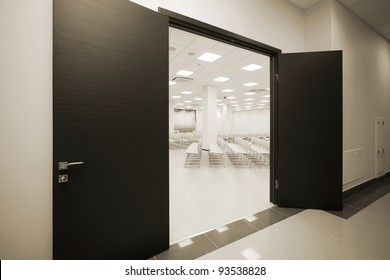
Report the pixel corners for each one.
[172,77,194,83]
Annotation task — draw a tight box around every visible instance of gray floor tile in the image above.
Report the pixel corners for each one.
[271,206,305,217]
[343,195,375,209]
[355,187,387,201]
[155,234,217,260]
[205,220,258,248]
[327,204,359,219]
[248,208,288,230]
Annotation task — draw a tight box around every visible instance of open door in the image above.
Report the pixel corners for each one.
[53,0,169,259]
[276,51,342,210]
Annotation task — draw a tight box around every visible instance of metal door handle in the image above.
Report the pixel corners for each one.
[58,161,84,170]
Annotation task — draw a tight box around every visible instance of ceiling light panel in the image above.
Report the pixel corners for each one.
[226,96,236,99]
[197,52,221,62]
[242,64,263,71]
[181,91,192,95]
[222,89,234,92]
[245,98,254,101]
[243,82,258,87]
[169,81,176,86]
[214,77,230,82]
[244,92,256,95]
[194,97,202,100]
[176,70,194,77]
[172,96,181,99]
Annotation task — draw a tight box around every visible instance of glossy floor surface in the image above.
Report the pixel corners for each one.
[170,149,272,243]
[156,175,390,260]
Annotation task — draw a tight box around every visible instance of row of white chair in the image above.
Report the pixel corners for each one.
[169,132,202,149]
[184,138,203,168]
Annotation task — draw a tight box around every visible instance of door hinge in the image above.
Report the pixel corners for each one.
[275,74,279,82]
[275,180,279,189]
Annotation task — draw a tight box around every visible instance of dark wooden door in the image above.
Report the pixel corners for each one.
[53,0,169,259]
[276,51,342,210]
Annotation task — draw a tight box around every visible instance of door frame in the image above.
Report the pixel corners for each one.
[159,8,281,204]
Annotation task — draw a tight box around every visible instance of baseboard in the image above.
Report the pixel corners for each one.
[343,172,390,198]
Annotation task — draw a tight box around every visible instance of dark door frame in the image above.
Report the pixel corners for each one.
[159,8,281,204]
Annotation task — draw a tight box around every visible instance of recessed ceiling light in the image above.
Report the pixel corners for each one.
[218,103,226,106]
[261,100,270,103]
[184,100,192,103]
[231,104,239,107]
[242,64,263,71]
[230,101,238,104]
[244,92,256,95]
[176,103,183,105]
[172,96,181,99]
[245,98,254,101]
[217,99,222,102]
[182,91,192,95]
[176,70,193,77]
[243,82,258,87]
[245,102,253,105]
[222,89,234,93]
[169,81,176,86]
[194,97,202,100]
[214,77,230,82]
[226,96,236,99]
[197,52,221,62]
[263,95,270,98]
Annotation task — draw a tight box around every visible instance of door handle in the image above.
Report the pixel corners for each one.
[58,161,84,170]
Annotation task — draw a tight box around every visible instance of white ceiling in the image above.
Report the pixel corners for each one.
[290,0,390,42]
[169,27,270,112]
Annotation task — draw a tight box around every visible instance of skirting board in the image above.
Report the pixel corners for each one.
[343,172,390,198]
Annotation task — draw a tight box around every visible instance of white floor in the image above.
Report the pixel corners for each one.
[198,192,390,260]
[169,149,273,243]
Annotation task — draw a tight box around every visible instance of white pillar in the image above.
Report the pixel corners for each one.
[169,100,174,134]
[202,85,217,149]
[222,105,232,134]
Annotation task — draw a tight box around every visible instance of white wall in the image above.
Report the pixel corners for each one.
[131,0,306,53]
[0,0,52,259]
[305,0,390,190]
[232,109,270,135]
[330,0,390,190]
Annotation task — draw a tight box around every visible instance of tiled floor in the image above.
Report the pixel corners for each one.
[154,176,390,260]
[169,149,272,243]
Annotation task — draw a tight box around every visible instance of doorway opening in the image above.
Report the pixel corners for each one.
[168,27,273,243]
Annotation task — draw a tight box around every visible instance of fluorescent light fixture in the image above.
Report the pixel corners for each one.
[214,77,230,82]
[172,96,181,99]
[245,102,253,105]
[243,82,258,87]
[230,101,238,104]
[244,92,256,95]
[244,98,254,101]
[263,95,270,98]
[176,103,183,105]
[222,89,234,93]
[194,97,202,100]
[226,96,236,99]
[184,100,192,103]
[176,70,193,77]
[181,91,192,95]
[241,64,263,71]
[169,81,176,86]
[257,106,264,109]
[218,103,226,106]
[217,99,222,102]
[231,104,239,107]
[261,100,270,103]
[197,52,221,62]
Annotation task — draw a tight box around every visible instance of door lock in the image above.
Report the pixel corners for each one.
[58,174,68,183]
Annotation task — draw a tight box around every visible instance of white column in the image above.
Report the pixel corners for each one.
[222,105,232,134]
[202,85,217,149]
[169,100,174,134]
